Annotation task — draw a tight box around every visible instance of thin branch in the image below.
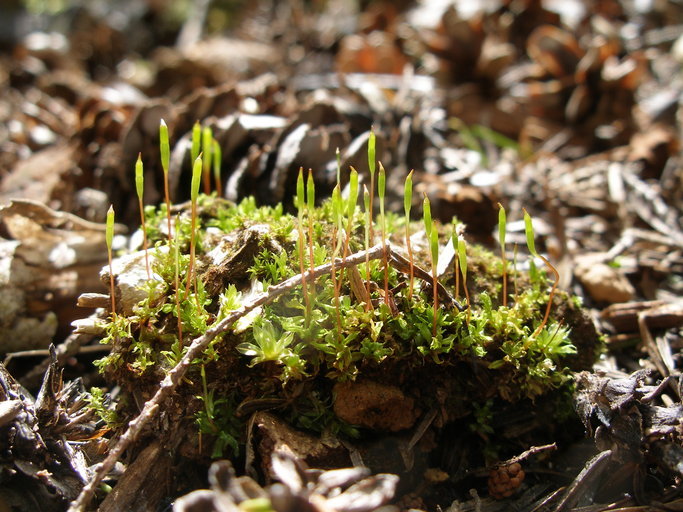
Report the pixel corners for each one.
[498,443,556,468]
[388,248,466,312]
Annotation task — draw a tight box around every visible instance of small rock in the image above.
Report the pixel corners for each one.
[575,253,635,304]
[100,248,166,315]
[71,316,108,336]
[333,380,419,432]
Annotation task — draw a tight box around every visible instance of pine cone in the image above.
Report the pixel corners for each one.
[488,462,525,499]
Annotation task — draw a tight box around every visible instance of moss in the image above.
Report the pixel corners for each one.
[92,193,600,460]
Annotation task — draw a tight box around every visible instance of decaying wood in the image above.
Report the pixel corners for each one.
[0,199,122,353]
[98,441,173,512]
[600,299,683,333]
[0,349,89,511]
[552,450,612,512]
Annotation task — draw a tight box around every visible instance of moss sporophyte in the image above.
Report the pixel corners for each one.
[90,124,600,478]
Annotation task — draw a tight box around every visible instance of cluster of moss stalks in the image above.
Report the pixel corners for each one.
[93,124,600,463]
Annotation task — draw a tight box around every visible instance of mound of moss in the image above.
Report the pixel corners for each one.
[89,193,600,473]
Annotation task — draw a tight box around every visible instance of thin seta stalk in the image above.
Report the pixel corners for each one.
[523,208,559,337]
[306,169,316,290]
[513,243,519,300]
[306,169,316,320]
[159,119,173,242]
[332,150,344,293]
[337,166,359,294]
[498,203,508,307]
[134,153,150,279]
[429,219,439,336]
[378,163,389,305]
[457,234,471,323]
[188,121,201,293]
[330,184,344,339]
[185,154,203,309]
[423,194,435,318]
[295,168,311,325]
[404,170,415,299]
[344,167,359,258]
[451,231,460,300]
[160,119,181,340]
[105,205,116,317]
[422,196,439,334]
[363,185,372,311]
[174,214,183,343]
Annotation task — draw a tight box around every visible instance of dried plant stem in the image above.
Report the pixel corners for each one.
[68,242,462,512]
[138,198,150,279]
[454,257,460,300]
[160,120,182,336]
[369,181,375,243]
[363,186,372,311]
[184,201,198,300]
[174,216,183,343]
[330,227,343,340]
[429,226,439,336]
[297,218,310,322]
[364,255,371,310]
[108,255,115,316]
[513,243,519,300]
[403,170,414,299]
[335,224,352,298]
[307,171,316,293]
[337,170,359,297]
[462,274,471,323]
[336,236,349,298]
[306,234,315,305]
[531,254,559,337]
[379,165,388,305]
[501,255,508,307]
[406,226,414,299]
[523,208,559,338]
[381,244,389,305]
[432,268,438,336]
[457,237,471,323]
[164,181,173,242]
[296,169,310,324]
